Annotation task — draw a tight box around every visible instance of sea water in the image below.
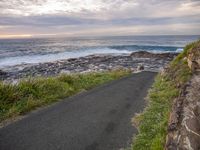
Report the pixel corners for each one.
[0,35,199,68]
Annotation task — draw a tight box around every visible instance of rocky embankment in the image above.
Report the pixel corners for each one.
[0,51,178,82]
[166,43,200,150]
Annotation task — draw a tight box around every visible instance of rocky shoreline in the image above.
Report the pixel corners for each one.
[0,51,178,82]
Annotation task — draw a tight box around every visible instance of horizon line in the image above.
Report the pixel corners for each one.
[0,34,200,40]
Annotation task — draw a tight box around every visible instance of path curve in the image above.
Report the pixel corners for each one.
[0,71,156,150]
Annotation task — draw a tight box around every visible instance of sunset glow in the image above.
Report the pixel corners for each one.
[0,0,200,38]
[0,34,33,39]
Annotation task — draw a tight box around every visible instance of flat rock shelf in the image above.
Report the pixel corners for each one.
[0,51,178,81]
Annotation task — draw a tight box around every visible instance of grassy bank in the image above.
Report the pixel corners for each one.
[131,41,200,150]
[0,70,131,123]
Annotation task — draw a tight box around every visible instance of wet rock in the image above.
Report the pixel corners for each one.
[137,65,144,71]
[2,52,175,81]
[130,51,178,59]
[0,69,7,76]
[0,70,7,80]
[68,58,77,62]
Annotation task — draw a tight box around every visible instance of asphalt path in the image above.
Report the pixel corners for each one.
[0,71,156,150]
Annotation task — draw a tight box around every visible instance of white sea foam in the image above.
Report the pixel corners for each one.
[0,47,183,69]
[176,48,184,52]
[0,48,131,68]
[0,48,183,69]
[0,35,198,69]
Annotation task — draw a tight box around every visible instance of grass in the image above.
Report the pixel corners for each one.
[0,69,131,123]
[131,40,200,150]
[132,75,179,150]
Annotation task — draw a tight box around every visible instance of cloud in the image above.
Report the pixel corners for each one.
[0,0,200,37]
[1,0,199,18]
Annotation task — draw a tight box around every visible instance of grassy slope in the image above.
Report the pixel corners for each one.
[132,40,200,150]
[0,70,131,123]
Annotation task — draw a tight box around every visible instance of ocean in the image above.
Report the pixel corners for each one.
[0,35,199,69]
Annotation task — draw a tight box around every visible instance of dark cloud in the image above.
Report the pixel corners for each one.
[0,14,199,27]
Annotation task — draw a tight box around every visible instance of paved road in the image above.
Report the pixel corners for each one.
[0,71,156,150]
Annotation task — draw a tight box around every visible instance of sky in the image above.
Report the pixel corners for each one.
[0,0,200,38]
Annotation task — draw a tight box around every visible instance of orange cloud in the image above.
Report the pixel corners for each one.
[0,34,32,39]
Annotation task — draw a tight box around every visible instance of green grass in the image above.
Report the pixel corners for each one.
[131,40,200,150]
[172,39,200,65]
[132,75,179,150]
[0,69,131,122]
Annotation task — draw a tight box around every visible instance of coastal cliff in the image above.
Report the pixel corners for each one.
[166,41,200,150]
[132,40,200,150]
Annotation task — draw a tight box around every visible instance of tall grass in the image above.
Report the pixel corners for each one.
[0,70,131,122]
[132,75,179,150]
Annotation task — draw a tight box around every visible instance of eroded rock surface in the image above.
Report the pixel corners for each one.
[0,52,178,82]
[187,43,200,72]
[166,73,200,150]
[130,51,178,60]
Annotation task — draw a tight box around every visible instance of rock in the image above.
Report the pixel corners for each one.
[187,43,200,72]
[67,58,77,62]
[0,69,7,76]
[188,59,199,72]
[2,53,172,81]
[60,70,71,74]
[131,51,153,58]
[160,66,168,76]
[166,73,200,150]
[130,51,178,59]
[130,68,135,72]
[137,65,144,71]
[113,65,123,70]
